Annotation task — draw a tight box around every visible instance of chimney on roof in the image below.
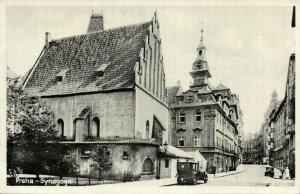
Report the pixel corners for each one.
[87,10,104,33]
[45,32,51,49]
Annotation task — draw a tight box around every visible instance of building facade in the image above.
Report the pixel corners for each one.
[285,53,295,178]
[22,12,170,180]
[169,29,243,173]
[242,132,263,164]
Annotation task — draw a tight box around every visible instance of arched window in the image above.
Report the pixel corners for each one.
[143,158,153,173]
[146,120,150,138]
[73,119,77,140]
[57,119,64,137]
[91,117,100,137]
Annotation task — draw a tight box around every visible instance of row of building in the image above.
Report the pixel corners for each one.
[9,11,244,180]
[243,7,295,178]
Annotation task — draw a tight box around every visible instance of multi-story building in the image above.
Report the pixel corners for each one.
[242,138,254,164]
[285,53,295,178]
[22,12,170,180]
[269,99,286,171]
[267,7,295,178]
[168,29,242,173]
[242,132,263,164]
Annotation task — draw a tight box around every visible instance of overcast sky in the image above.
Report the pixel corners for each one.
[6,6,295,136]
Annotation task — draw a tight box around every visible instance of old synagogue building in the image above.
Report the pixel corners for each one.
[22,12,170,179]
[168,29,244,173]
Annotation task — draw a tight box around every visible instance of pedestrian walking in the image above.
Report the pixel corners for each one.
[283,167,291,179]
[225,165,228,173]
[212,165,216,178]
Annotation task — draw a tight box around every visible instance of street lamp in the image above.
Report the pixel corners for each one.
[163,141,168,153]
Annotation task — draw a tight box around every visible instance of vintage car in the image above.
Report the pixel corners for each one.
[176,160,208,185]
[264,166,274,177]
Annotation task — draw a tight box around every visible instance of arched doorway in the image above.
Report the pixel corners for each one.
[143,158,153,173]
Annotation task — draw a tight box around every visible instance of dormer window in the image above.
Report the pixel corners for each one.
[56,69,69,82]
[96,63,110,77]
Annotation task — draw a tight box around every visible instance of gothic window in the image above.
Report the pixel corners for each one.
[194,135,201,146]
[195,109,202,122]
[73,119,77,140]
[146,120,150,138]
[91,117,100,137]
[148,47,153,92]
[143,158,154,173]
[199,50,202,56]
[144,62,147,88]
[57,119,64,137]
[178,136,185,147]
[179,113,186,123]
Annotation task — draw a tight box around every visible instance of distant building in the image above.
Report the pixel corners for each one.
[168,29,243,173]
[22,12,170,180]
[242,132,263,164]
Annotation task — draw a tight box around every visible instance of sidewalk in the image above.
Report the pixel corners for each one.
[209,164,245,178]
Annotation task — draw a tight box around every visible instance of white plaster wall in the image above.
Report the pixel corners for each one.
[135,87,169,142]
[44,91,135,139]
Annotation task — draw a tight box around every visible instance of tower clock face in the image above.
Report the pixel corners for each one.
[194,61,203,70]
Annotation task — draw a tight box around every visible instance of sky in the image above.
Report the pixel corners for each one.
[6,5,295,137]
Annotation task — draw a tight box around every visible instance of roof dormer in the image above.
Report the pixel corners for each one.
[56,69,69,82]
[96,63,110,77]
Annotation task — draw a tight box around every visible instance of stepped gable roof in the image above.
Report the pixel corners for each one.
[213,83,229,91]
[23,21,152,96]
[166,86,180,107]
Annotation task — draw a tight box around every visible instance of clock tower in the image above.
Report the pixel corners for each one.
[190,28,212,90]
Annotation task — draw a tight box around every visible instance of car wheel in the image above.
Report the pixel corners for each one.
[193,178,197,185]
[177,177,182,185]
[204,175,208,183]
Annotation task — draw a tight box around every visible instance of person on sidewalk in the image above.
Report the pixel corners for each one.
[283,167,291,179]
[212,165,216,178]
[225,165,228,174]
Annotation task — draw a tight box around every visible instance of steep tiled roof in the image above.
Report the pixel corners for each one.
[213,83,229,91]
[24,21,152,96]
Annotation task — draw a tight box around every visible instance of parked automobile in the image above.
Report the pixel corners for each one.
[176,160,208,185]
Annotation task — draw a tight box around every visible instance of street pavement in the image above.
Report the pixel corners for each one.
[117,165,295,187]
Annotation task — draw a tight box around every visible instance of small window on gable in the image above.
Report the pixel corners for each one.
[96,63,110,77]
[56,69,69,82]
